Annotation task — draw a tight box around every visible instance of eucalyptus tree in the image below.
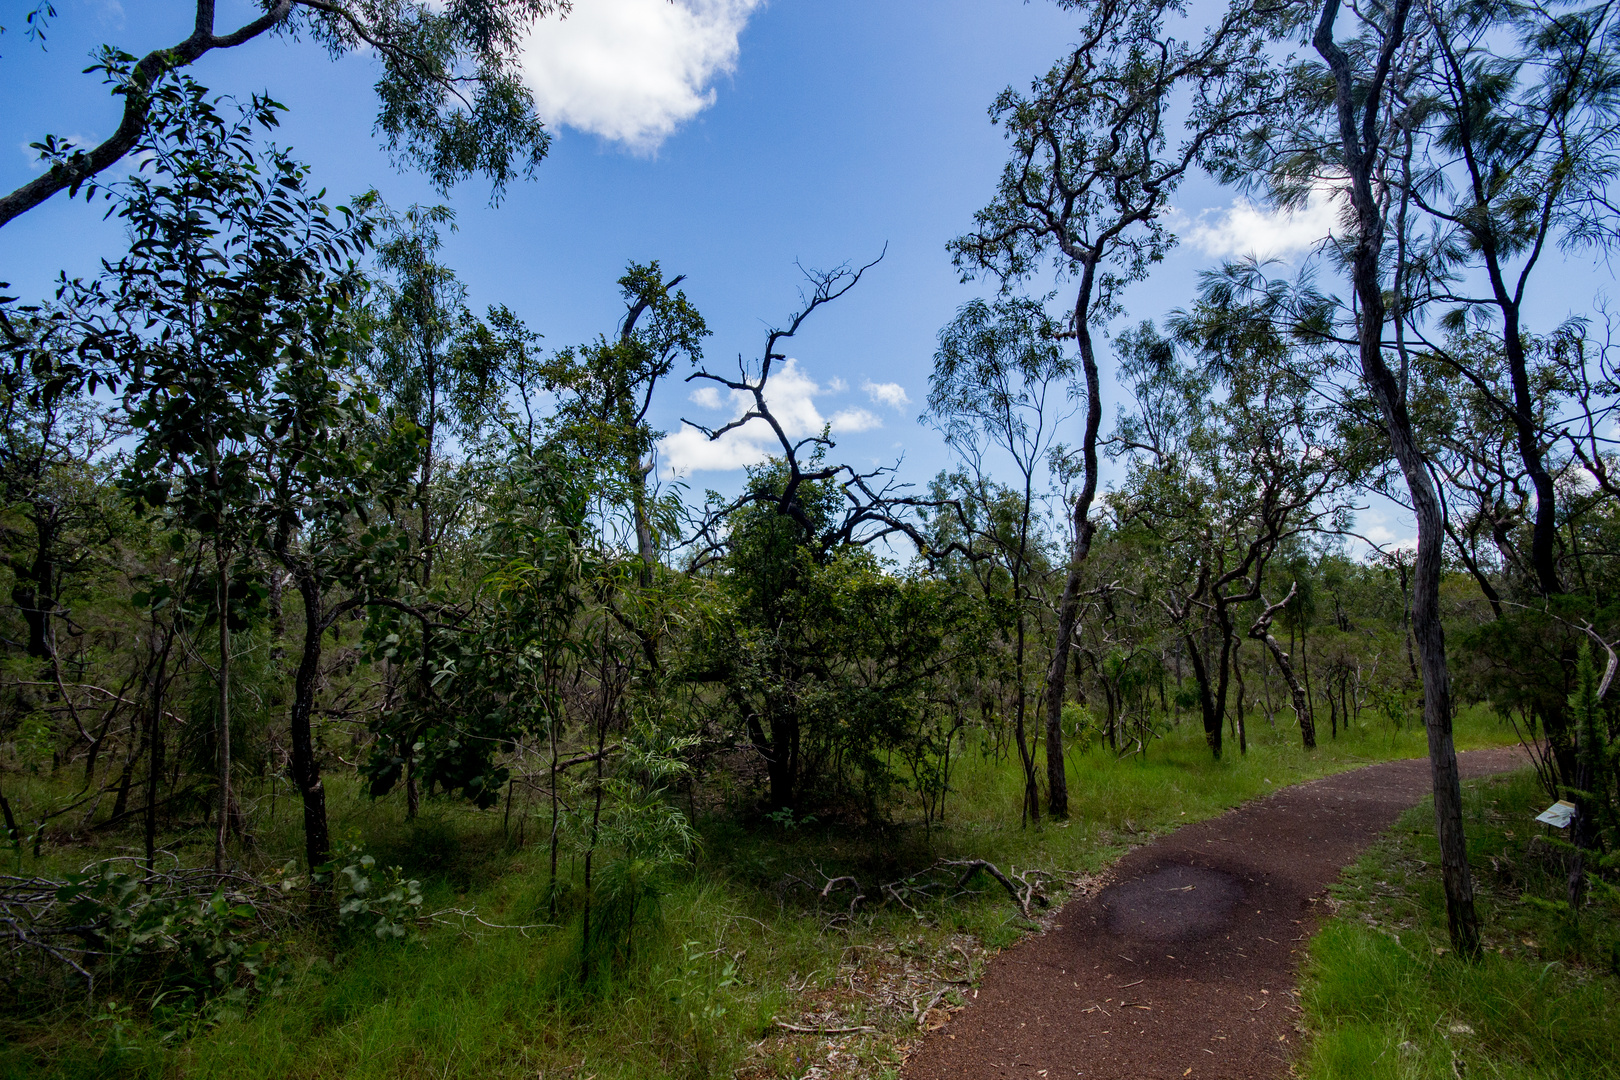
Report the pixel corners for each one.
[58,78,371,870]
[1265,0,1483,954]
[364,204,505,592]
[928,296,1072,822]
[1183,0,1487,954]
[1395,0,1620,888]
[1112,323,1347,756]
[1,0,572,228]
[698,458,966,815]
[359,204,512,813]
[950,0,1280,815]
[542,262,709,596]
[678,257,962,811]
[680,255,908,558]
[255,308,422,889]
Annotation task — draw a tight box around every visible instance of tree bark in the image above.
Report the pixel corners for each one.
[0,1,294,229]
[1042,295,1104,818]
[143,633,171,872]
[1184,628,1224,759]
[1315,0,1480,956]
[213,546,232,872]
[289,572,333,896]
[1254,592,1318,754]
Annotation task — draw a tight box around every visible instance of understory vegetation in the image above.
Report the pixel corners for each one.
[2,0,1619,1077]
[4,714,1517,1080]
[1303,769,1620,1080]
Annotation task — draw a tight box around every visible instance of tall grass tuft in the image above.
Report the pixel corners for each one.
[1301,770,1620,1080]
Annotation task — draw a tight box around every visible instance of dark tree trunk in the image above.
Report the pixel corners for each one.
[1014,615,1039,825]
[1042,297,1104,818]
[753,707,800,811]
[1184,630,1223,759]
[1233,636,1248,755]
[1315,0,1481,956]
[290,573,332,894]
[144,640,170,871]
[12,507,58,659]
[0,773,17,844]
[11,581,48,660]
[1299,619,1316,736]
[214,549,232,872]
[109,733,141,823]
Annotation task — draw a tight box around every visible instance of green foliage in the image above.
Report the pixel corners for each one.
[1061,701,1104,751]
[293,1,568,198]
[53,865,285,1018]
[3,3,1618,1073]
[362,447,599,806]
[696,463,972,814]
[1301,771,1620,1080]
[328,848,424,941]
[573,724,699,980]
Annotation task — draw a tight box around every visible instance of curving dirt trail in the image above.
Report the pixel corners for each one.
[901,747,1528,1080]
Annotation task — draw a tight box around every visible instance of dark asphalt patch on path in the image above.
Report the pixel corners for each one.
[902,747,1529,1080]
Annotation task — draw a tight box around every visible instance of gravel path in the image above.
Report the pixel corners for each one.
[901,746,1529,1080]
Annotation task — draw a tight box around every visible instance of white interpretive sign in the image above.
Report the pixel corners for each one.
[1535,800,1578,828]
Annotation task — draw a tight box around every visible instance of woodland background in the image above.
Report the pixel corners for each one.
[0,1,1616,1077]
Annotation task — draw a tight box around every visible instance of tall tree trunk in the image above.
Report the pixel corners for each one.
[1299,619,1317,735]
[290,573,332,901]
[214,546,232,872]
[1184,630,1223,759]
[12,507,59,660]
[109,730,142,823]
[144,635,170,872]
[1014,614,1040,824]
[1233,635,1248,755]
[1315,0,1480,956]
[1042,299,1103,819]
[1213,609,1237,751]
[1251,587,1316,748]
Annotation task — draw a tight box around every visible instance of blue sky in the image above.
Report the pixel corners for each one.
[4,0,1611,550]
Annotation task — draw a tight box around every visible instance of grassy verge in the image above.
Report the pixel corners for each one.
[1,708,1517,1080]
[1300,768,1620,1080]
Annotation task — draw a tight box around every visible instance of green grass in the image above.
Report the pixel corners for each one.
[1300,769,1620,1080]
[0,706,1520,1079]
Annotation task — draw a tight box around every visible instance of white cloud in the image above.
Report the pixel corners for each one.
[862,380,909,409]
[521,0,763,151]
[1177,186,1346,262]
[1360,512,1417,553]
[688,386,723,409]
[660,358,875,476]
[830,407,883,432]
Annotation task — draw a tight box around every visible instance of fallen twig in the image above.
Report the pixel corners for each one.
[913,985,953,1028]
[774,1021,876,1035]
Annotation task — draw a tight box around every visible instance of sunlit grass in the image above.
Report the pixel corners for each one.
[1300,770,1620,1080]
[0,706,1520,1078]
